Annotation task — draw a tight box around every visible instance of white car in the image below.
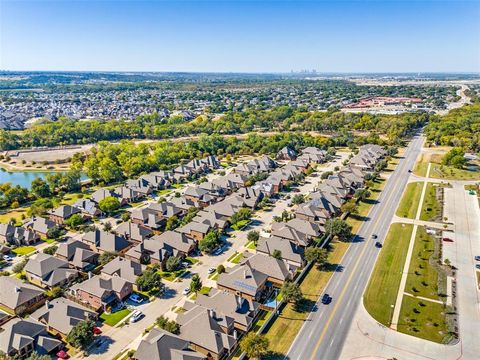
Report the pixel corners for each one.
[129,310,143,323]
[3,255,13,262]
[182,288,191,295]
[208,267,216,274]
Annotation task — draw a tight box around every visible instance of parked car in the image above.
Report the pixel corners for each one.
[93,326,102,335]
[129,293,144,304]
[476,264,480,270]
[375,242,383,248]
[475,256,480,261]
[213,247,223,256]
[442,237,454,242]
[181,262,191,269]
[56,350,69,359]
[129,310,143,323]
[208,267,216,274]
[3,255,13,262]
[182,288,191,295]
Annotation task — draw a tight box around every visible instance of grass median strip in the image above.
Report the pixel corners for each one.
[396,182,423,219]
[420,183,441,221]
[263,240,350,358]
[364,223,413,326]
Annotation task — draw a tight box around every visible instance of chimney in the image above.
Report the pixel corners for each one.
[45,300,51,309]
[243,270,248,279]
[88,271,92,279]
[235,295,243,311]
[14,286,21,293]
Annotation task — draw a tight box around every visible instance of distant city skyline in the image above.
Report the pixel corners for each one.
[1,0,479,73]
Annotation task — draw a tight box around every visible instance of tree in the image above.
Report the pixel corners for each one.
[240,332,269,359]
[47,286,63,299]
[46,225,62,239]
[43,245,58,255]
[12,258,27,274]
[272,249,282,259]
[230,208,252,225]
[374,159,388,172]
[31,178,51,199]
[28,198,54,217]
[198,230,221,253]
[98,196,121,215]
[325,218,353,242]
[98,251,117,265]
[291,194,305,205]
[341,201,358,214]
[304,247,328,267]
[247,230,260,244]
[354,188,371,202]
[136,268,162,291]
[64,214,84,230]
[103,222,112,232]
[165,215,179,231]
[165,256,181,272]
[155,316,180,334]
[25,352,51,360]
[216,264,225,274]
[190,274,202,293]
[67,319,95,349]
[442,147,466,169]
[281,281,303,305]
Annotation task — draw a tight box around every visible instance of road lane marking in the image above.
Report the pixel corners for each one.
[308,137,422,360]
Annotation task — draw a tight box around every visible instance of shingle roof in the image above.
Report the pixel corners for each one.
[0,276,44,310]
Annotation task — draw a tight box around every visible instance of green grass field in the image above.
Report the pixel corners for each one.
[405,227,443,301]
[263,240,350,358]
[364,223,413,326]
[397,295,450,343]
[12,246,36,255]
[396,182,423,219]
[227,252,243,264]
[420,183,441,221]
[100,308,131,326]
[429,162,480,180]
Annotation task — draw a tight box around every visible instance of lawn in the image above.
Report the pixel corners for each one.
[156,189,171,196]
[263,240,350,358]
[413,154,429,177]
[100,308,131,326]
[429,162,480,181]
[246,241,256,250]
[231,219,250,231]
[396,182,423,219]
[60,192,88,206]
[159,269,186,282]
[397,295,451,344]
[346,177,385,234]
[420,183,441,221]
[364,223,413,326]
[227,252,243,264]
[0,207,29,225]
[405,227,444,301]
[12,246,36,255]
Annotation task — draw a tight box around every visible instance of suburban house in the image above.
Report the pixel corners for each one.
[82,229,131,254]
[54,238,98,271]
[271,223,311,247]
[48,205,81,225]
[114,221,152,243]
[0,276,45,315]
[125,178,154,196]
[101,256,146,289]
[0,223,39,246]
[257,236,304,267]
[184,187,216,208]
[295,202,332,226]
[24,253,78,289]
[193,288,260,332]
[192,209,229,230]
[176,307,237,360]
[198,181,228,198]
[69,274,133,312]
[23,217,57,238]
[150,231,197,257]
[30,297,97,338]
[277,146,297,160]
[73,198,103,218]
[131,202,184,230]
[114,186,143,203]
[125,239,172,268]
[134,328,206,360]
[177,221,211,241]
[217,264,268,302]
[91,188,127,207]
[0,318,62,359]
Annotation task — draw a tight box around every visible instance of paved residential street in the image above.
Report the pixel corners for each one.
[286,133,425,360]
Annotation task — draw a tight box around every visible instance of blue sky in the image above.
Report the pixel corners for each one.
[1,1,478,73]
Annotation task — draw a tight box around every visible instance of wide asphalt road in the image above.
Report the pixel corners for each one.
[286,133,425,360]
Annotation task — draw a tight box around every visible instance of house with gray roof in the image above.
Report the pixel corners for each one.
[184,187,216,208]
[24,253,78,289]
[0,223,39,246]
[150,231,197,257]
[257,236,304,267]
[114,186,143,203]
[134,328,206,360]
[82,229,131,254]
[176,307,236,360]
[101,256,146,286]
[91,188,127,206]
[277,146,297,160]
[193,289,260,332]
[192,210,228,230]
[54,238,98,271]
[23,217,57,238]
[48,204,81,225]
[177,221,211,241]
[125,238,172,268]
[73,198,102,218]
[217,264,269,302]
[0,276,45,315]
[30,297,97,338]
[0,318,62,358]
[70,274,133,312]
[114,221,152,243]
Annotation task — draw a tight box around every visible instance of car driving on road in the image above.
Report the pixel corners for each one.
[321,293,331,304]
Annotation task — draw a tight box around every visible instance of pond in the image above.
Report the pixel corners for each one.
[0,169,87,189]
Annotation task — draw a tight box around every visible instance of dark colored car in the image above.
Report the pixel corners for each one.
[375,242,382,248]
[321,293,331,304]
[371,234,378,239]
[408,170,412,173]
[442,237,454,242]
